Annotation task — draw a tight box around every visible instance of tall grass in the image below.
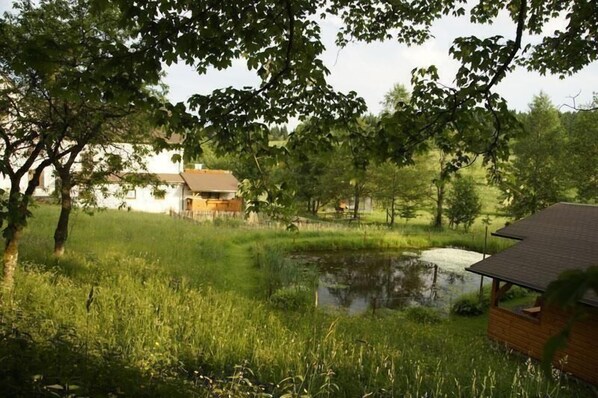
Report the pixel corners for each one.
[0,205,593,397]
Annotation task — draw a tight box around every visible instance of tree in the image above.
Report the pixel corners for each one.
[50,105,169,257]
[0,0,163,288]
[98,0,597,221]
[269,126,289,141]
[377,83,499,228]
[381,83,411,115]
[368,160,431,226]
[446,176,482,231]
[500,93,569,219]
[562,96,598,203]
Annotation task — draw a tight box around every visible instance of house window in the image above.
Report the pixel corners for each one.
[126,189,136,199]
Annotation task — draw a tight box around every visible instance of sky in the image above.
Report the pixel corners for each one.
[163,9,598,130]
[166,9,598,128]
[2,1,597,129]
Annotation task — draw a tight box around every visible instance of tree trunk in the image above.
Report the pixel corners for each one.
[313,200,320,215]
[434,180,445,228]
[3,228,21,294]
[389,197,396,227]
[3,185,27,293]
[434,151,448,228]
[54,173,73,257]
[352,184,360,220]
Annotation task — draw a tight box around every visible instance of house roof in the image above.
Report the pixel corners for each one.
[156,173,184,183]
[180,171,239,193]
[467,203,598,307]
[105,173,184,184]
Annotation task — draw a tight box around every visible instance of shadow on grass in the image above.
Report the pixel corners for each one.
[0,322,204,397]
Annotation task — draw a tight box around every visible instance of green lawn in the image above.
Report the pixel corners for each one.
[0,205,594,397]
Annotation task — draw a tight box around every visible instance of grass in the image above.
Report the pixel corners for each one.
[0,205,595,397]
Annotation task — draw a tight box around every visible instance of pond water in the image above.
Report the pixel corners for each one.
[291,248,489,314]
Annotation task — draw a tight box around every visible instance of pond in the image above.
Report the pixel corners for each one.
[291,248,489,314]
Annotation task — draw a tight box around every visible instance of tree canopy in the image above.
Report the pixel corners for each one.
[99,0,597,205]
[0,0,164,288]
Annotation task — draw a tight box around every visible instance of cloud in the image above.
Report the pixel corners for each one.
[160,9,598,127]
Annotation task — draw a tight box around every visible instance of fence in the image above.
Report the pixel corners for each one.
[169,210,389,233]
[169,209,243,222]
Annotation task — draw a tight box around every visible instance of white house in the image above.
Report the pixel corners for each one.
[0,140,243,214]
[0,140,185,213]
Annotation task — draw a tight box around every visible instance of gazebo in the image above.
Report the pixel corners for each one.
[467,203,598,384]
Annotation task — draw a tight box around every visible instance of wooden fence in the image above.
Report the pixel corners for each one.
[170,209,243,222]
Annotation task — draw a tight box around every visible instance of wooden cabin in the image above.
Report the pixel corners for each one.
[468,203,598,384]
[180,169,242,213]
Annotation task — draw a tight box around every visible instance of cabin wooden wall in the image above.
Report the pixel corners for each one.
[488,287,598,384]
[187,198,242,212]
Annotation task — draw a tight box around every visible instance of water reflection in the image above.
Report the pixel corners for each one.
[292,249,486,314]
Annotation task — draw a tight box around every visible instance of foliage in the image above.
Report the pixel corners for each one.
[451,294,489,316]
[541,267,598,375]
[380,83,411,115]
[93,0,598,220]
[368,160,432,226]
[270,285,312,310]
[451,285,530,317]
[446,176,482,231]
[0,0,165,282]
[281,132,353,215]
[500,94,569,219]
[269,125,290,141]
[561,96,598,203]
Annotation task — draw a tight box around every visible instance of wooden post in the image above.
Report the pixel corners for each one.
[372,297,377,315]
[314,289,318,308]
[479,224,488,300]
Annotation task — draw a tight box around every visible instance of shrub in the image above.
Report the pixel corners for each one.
[451,285,531,317]
[404,306,444,324]
[501,285,529,301]
[269,286,312,310]
[451,294,489,316]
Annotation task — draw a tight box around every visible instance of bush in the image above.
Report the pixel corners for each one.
[501,285,529,301]
[269,286,312,310]
[404,306,444,324]
[451,286,531,316]
[451,294,489,316]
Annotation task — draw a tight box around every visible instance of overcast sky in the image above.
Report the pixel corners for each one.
[3,1,596,128]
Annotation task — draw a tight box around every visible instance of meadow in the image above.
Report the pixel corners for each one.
[0,205,594,397]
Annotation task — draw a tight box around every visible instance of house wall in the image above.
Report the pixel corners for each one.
[0,144,185,214]
[95,183,184,213]
[0,161,57,196]
[488,281,598,384]
[186,198,242,212]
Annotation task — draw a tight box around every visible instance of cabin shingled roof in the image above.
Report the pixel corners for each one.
[467,203,598,307]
